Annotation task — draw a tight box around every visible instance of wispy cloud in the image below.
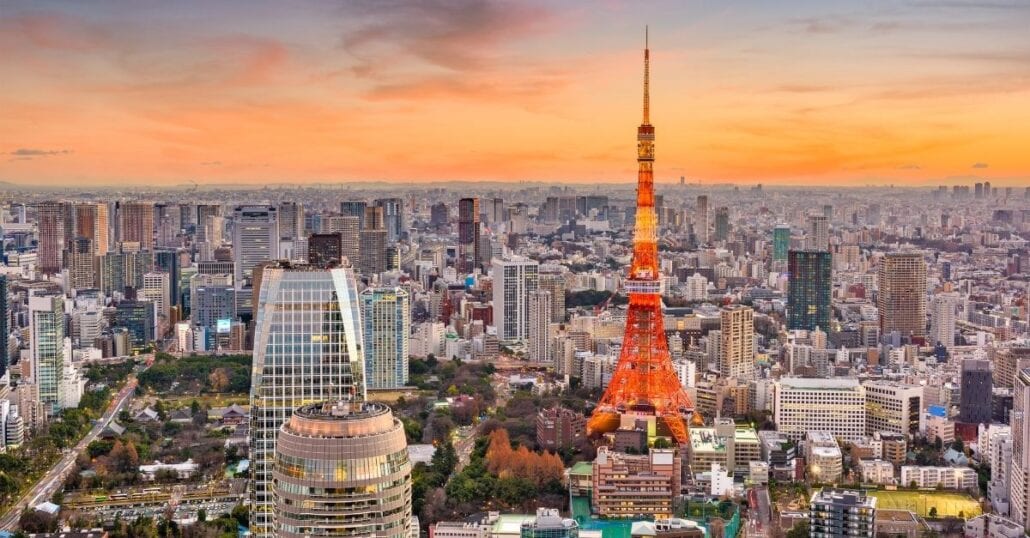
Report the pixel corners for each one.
[972,162,989,168]
[8,148,72,157]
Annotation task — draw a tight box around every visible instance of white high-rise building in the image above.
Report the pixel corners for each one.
[527,290,552,363]
[773,377,867,442]
[991,434,1013,515]
[808,215,829,251]
[685,273,708,302]
[930,292,959,348]
[140,271,171,321]
[233,205,279,285]
[249,264,365,538]
[361,287,410,390]
[29,294,66,417]
[1010,368,1030,528]
[491,256,539,342]
[862,381,923,437]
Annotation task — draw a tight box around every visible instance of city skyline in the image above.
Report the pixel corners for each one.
[2,1,1029,187]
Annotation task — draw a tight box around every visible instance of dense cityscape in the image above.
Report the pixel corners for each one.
[3,2,1030,538]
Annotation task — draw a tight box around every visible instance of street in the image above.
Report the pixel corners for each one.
[0,377,139,530]
[455,374,512,470]
[746,486,772,538]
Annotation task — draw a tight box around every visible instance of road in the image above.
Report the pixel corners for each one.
[455,374,512,470]
[747,486,772,538]
[0,377,139,530]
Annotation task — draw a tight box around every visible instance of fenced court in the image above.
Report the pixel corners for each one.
[866,490,981,518]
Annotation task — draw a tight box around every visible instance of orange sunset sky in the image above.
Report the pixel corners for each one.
[1,0,1029,187]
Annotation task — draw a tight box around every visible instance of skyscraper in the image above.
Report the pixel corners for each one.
[0,276,8,379]
[696,195,709,244]
[375,197,404,243]
[877,252,927,340]
[772,225,790,263]
[272,401,412,538]
[491,256,539,342]
[588,35,696,444]
[1010,369,1030,528]
[232,206,279,285]
[527,290,552,363]
[154,249,181,307]
[29,294,67,416]
[115,301,156,352]
[340,200,368,229]
[361,287,410,390]
[358,207,387,276]
[713,207,729,242]
[36,201,66,275]
[719,306,755,379]
[539,272,566,323]
[249,264,365,538]
[960,359,993,424]
[458,197,481,273]
[66,237,97,290]
[319,215,360,266]
[117,201,155,250]
[929,293,958,348]
[787,250,832,332]
[277,201,304,242]
[808,215,829,251]
[308,233,344,268]
[73,203,109,254]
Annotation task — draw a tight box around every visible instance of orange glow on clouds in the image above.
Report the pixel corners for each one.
[1,1,1029,186]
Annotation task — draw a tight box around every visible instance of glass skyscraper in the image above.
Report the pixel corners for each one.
[249,263,365,538]
[29,294,65,416]
[772,224,791,263]
[787,249,832,332]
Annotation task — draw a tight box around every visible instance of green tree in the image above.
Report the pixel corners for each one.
[928,507,938,518]
[785,519,809,538]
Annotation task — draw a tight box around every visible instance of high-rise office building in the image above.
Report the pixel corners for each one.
[787,250,832,332]
[0,276,8,379]
[527,290,552,363]
[194,204,221,244]
[772,225,790,263]
[140,272,170,321]
[115,301,156,352]
[719,306,754,379]
[491,256,539,342]
[117,201,155,251]
[272,401,411,538]
[773,378,867,442]
[429,202,449,228]
[190,274,236,341]
[65,237,97,290]
[29,294,67,416]
[862,381,922,436]
[809,489,876,538]
[358,207,387,276]
[960,359,993,424]
[877,252,927,340]
[319,215,361,266]
[340,200,367,228]
[489,197,505,225]
[539,272,566,323]
[308,233,343,268]
[808,215,829,251]
[249,264,365,538]
[696,195,709,244]
[37,201,66,274]
[277,202,304,242]
[458,197,481,273]
[361,287,410,390]
[73,203,109,254]
[154,203,181,248]
[154,249,181,307]
[713,207,730,242]
[375,197,404,243]
[929,293,958,348]
[233,206,279,285]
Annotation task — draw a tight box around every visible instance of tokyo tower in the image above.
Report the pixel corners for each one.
[587,30,697,444]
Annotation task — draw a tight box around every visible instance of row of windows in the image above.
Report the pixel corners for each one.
[276,451,409,482]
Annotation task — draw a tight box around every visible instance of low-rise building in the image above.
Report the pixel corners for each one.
[873,510,927,538]
[964,514,1024,538]
[592,447,680,518]
[810,489,876,538]
[536,407,586,451]
[859,460,896,485]
[806,432,843,483]
[899,466,977,490]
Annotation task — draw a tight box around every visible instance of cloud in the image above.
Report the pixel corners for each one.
[972,162,989,168]
[200,160,222,166]
[898,164,921,170]
[8,148,72,157]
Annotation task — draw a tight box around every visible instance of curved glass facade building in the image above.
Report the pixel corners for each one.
[273,401,412,538]
[250,263,365,538]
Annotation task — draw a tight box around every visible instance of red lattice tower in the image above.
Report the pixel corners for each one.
[587,30,697,444]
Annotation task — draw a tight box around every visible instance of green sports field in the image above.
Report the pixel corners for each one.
[866,490,981,518]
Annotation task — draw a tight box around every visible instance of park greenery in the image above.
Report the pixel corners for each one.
[138,353,250,395]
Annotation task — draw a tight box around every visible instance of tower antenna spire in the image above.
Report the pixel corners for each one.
[643,26,650,125]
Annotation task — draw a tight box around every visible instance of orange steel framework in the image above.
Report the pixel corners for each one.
[587,30,698,444]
